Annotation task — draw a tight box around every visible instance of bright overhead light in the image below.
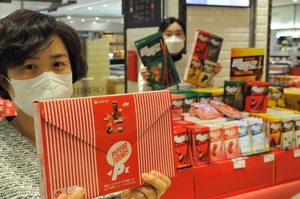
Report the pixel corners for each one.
[67,16,71,19]
[103,4,107,7]
[293,0,298,2]
[88,7,93,10]
[93,21,97,24]
[81,19,85,22]
[95,17,99,20]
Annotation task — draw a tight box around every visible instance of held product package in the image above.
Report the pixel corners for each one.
[183,30,223,87]
[134,32,180,90]
[223,81,245,111]
[210,100,243,118]
[230,48,264,81]
[33,91,176,199]
[244,81,270,113]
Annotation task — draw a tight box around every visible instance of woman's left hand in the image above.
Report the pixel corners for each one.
[121,170,171,199]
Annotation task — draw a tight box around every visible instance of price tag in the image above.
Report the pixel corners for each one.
[294,149,300,158]
[264,154,275,162]
[233,160,246,169]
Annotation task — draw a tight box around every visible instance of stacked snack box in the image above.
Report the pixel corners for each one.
[171,94,186,115]
[187,125,210,165]
[230,48,265,81]
[223,81,245,111]
[205,124,225,163]
[221,122,241,159]
[244,81,270,113]
[173,125,191,169]
[171,90,196,113]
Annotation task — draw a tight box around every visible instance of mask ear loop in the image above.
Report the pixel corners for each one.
[2,75,12,84]
[1,75,12,91]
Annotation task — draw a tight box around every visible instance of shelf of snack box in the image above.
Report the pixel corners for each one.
[0,98,16,119]
[162,85,300,199]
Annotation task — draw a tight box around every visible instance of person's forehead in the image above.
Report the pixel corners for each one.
[165,23,183,32]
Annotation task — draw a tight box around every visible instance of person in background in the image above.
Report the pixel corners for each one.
[138,17,222,92]
[0,9,171,199]
[281,40,292,51]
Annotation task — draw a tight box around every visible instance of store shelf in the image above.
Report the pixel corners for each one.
[161,149,300,199]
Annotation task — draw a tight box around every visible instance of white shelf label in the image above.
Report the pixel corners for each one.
[233,160,246,169]
[294,149,300,158]
[264,154,275,162]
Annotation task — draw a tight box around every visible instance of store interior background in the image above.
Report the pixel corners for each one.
[0,0,299,94]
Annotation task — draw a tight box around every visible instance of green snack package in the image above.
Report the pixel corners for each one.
[135,32,181,90]
[171,90,196,112]
[223,80,245,111]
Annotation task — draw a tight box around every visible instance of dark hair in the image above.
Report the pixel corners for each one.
[158,17,186,35]
[0,9,88,99]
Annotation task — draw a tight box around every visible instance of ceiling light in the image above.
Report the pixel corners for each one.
[88,7,93,10]
[293,0,298,2]
[67,16,71,19]
[95,17,99,20]
[103,4,107,7]
[93,21,97,24]
[81,19,85,22]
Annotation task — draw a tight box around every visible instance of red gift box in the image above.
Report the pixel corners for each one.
[33,91,176,199]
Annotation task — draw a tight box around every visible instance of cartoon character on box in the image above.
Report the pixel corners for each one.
[104,101,124,134]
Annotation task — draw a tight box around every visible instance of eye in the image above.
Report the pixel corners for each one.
[53,62,64,67]
[23,64,37,70]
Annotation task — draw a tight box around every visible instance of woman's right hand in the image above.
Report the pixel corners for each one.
[139,67,150,84]
[57,187,85,199]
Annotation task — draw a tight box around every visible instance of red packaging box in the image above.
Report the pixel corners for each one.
[187,125,210,165]
[173,120,194,126]
[191,101,220,120]
[173,125,192,168]
[33,91,176,199]
[210,100,243,118]
[205,124,225,163]
[244,81,269,113]
[221,122,241,159]
[171,94,185,115]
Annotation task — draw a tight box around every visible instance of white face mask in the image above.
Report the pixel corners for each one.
[4,71,73,117]
[164,35,185,54]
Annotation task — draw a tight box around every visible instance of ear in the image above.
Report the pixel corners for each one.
[0,75,9,91]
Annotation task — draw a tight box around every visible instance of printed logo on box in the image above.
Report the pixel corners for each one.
[107,141,132,181]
